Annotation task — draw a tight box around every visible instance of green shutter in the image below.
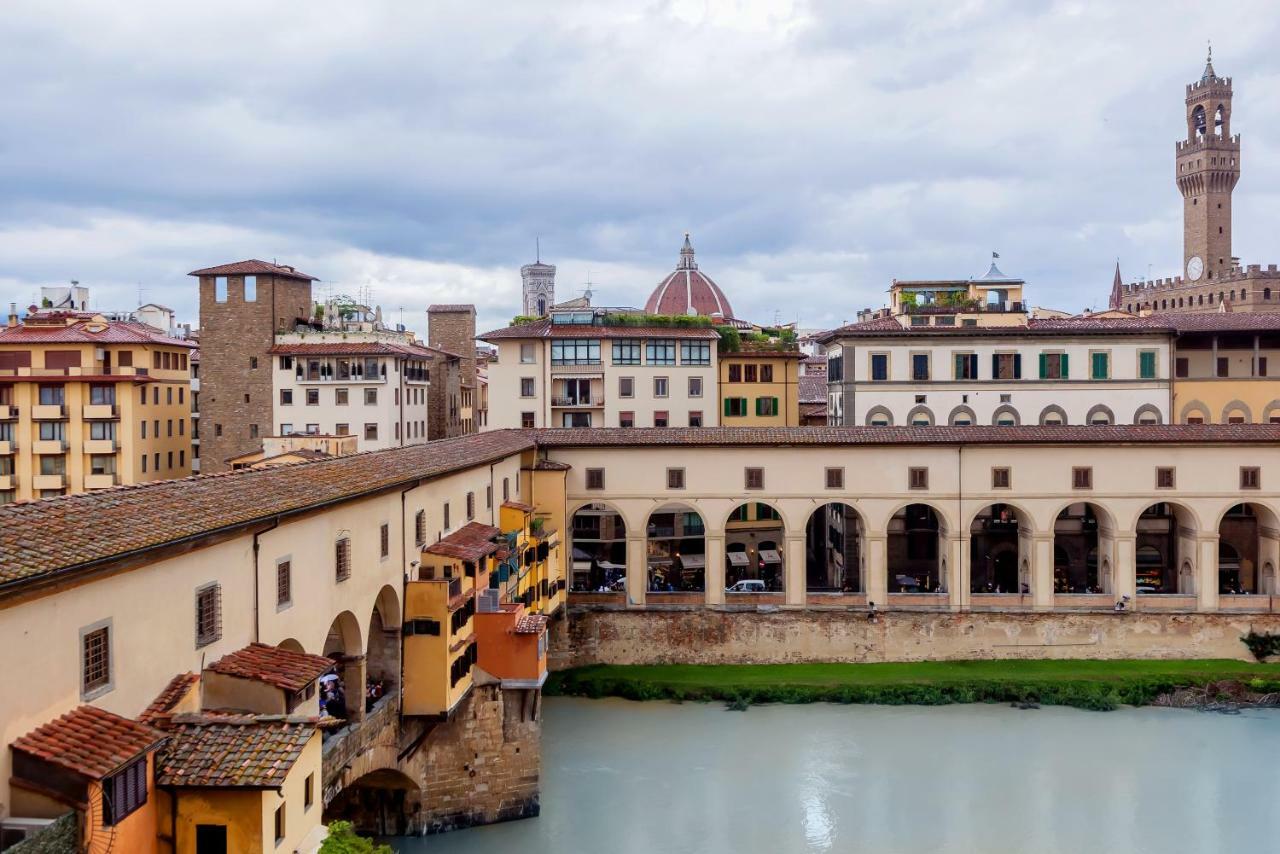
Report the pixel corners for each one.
[1039,353,1047,379]
[970,354,978,379]
[1013,353,1022,379]
[954,354,964,379]
[991,354,999,378]
[1140,351,1156,379]
[771,397,779,417]
[1060,353,1069,378]
[724,398,732,417]
[1092,352,1108,379]
[754,397,762,417]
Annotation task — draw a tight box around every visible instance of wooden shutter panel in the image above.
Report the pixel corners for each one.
[771,397,779,416]
[1060,353,1069,378]
[724,399,731,417]
[1013,354,1022,379]
[991,354,999,378]
[970,354,978,378]
[1039,353,1047,378]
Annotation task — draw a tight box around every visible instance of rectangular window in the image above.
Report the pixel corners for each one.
[503,478,510,502]
[911,353,929,381]
[306,389,319,406]
[688,376,703,397]
[755,397,780,417]
[724,397,747,417]
[89,384,115,406]
[619,377,634,398]
[870,353,889,381]
[443,502,451,529]
[280,389,293,406]
[1037,352,1067,380]
[305,774,314,810]
[992,467,1011,489]
[825,467,844,489]
[760,364,774,382]
[1139,350,1158,379]
[654,377,669,397]
[521,412,535,429]
[38,384,65,405]
[653,410,668,428]
[214,276,228,302]
[953,353,978,380]
[680,340,711,365]
[1156,467,1175,489]
[335,538,351,581]
[335,388,349,406]
[728,364,742,382]
[619,411,635,428]
[89,455,116,476]
[1089,351,1110,380]
[745,467,764,490]
[744,364,758,383]
[612,340,641,365]
[1241,467,1261,490]
[277,560,291,607]
[82,624,111,697]
[1072,467,1093,489]
[667,468,685,489]
[993,353,1021,380]
[365,388,378,405]
[414,510,427,546]
[380,523,390,558]
[646,339,676,365]
[40,455,65,475]
[466,492,475,520]
[90,421,115,441]
[520,377,536,397]
[551,339,601,365]
[688,410,703,427]
[39,421,66,441]
[102,757,148,826]
[274,804,285,844]
[908,467,928,490]
[364,423,378,441]
[520,343,536,363]
[1216,357,1229,378]
[195,583,222,648]
[586,468,605,489]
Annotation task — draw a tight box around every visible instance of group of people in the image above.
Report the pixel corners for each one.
[320,674,394,722]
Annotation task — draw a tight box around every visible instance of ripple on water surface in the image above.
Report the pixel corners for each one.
[393,697,1280,854]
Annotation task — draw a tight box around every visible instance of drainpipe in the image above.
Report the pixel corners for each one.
[251,518,280,643]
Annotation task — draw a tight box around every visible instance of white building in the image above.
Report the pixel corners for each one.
[269,333,435,449]
[816,264,1173,426]
[479,308,721,429]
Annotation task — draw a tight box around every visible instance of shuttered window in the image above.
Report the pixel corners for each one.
[1139,350,1157,379]
[745,467,764,490]
[103,757,148,826]
[195,583,221,648]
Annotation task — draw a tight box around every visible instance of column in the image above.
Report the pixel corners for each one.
[957,534,972,611]
[1031,535,1054,611]
[341,653,367,722]
[1197,534,1220,612]
[864,533,888,609]
[785,533,806,607]
[625,533,646,608]
[945,536,964,611]
[705,533,726,606]
[1112,534,1137,606]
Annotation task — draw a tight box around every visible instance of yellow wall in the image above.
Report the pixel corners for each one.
[403,578,474,716]
[1173,378,1280,423]
[718,352,801,426]
[172,788,262,853]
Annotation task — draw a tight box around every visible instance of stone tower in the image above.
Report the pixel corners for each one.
[1177,47,1240,283]
[521,244,555,317]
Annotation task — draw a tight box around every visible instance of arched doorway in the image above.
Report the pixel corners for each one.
[970,504,1025,594]
[725,501,785,592]
[1217,503,1279,594]
[569,502,627,591]
[887,504,945,593]
[1053,503,1111,593]
[365,586,400,712]
[324,768,421,837]
[1135,503,1197,595]
[805,503,863,594]
[645,503,706,594]
[323,611,364,722]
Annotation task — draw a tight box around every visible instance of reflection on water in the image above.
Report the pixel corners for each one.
[395,697,1280,854]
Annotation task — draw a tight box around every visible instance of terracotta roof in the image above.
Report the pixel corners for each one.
[814,315,1177,342]
[0,430,532,594]
[140,673,200,725]
[514,614,548,635]
[188,260,317,282]
[12,706,165,780]
[502,500,534,512]
[531,424,1280,447]
[799,402,828,419]
[799,374,826,404]
[478,319,720,341]
[268,342,436,358]
[532,459,571,471]
[156,716,316,788]
[1150,312,1280,333]
[0,319,197,348]
[423,521,502,561]
[644,234,735,318]
[427,304,476,313]
[206,643,335,693]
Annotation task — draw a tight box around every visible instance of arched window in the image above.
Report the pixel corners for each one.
[1192,104,1207,138]
[1086,405,1114,426]
[907,406,934,427]
[1265,288,1272,301]
[1039,406,1067,426]
[992,405,1019,426]
[1214,103,1225,136]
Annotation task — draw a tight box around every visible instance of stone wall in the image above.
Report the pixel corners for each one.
[551,606,1280,668]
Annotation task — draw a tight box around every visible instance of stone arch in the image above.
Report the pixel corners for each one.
[373,584,401,631]
[805,502,865,594]
[947,405,977,426]
[278,638,305,654]
[567,499,640,535]
[865,405,894,427]
[1038,404,1068,426]
[1129,499,1202,533]
[1051,500,1117,594]
[1179,399,1211,423]
[646,501,707,594]
[990,404,1020,426]
[325,767,421,836]
[1261,400,1280,424]
[877,499,957,538]
[323,610,363,658]
[969,502,1032,594]
[568,500,630,591]
[1085,404,1115,425]
[1132,501,1202,596]
[905,405,935,427]
[367,588,400,698]
[887,502,948,593]
[724,499,787,592]
[1132,404,1163,425]
[1220,399,1253,423]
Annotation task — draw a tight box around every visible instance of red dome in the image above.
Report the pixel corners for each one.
[644,234,734,318]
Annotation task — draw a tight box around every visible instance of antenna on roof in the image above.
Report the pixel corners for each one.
[536,235,541,264]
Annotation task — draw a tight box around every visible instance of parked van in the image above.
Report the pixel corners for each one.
[726,579,766,593]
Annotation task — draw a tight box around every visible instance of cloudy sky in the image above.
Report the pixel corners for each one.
[4,1,1280,337]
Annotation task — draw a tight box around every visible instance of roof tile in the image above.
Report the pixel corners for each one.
[207,643,335,693]
[12,706,165,780]
[156,716,316,788]
[187,260,317,281]
[423,521,502,561]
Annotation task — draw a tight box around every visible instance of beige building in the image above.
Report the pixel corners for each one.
[0,309,195,502]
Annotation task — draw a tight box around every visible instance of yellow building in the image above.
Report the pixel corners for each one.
[1169,314,1280,423]
[0,310,195,502]
[718,346,804,426]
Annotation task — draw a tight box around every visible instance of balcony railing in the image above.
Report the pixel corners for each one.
[83,438,118,454]
[0,405,17,420]
[31,404,67,420]
[82,403,118,420]
[0,367,149,378]
[85,473,119,489]
[551,396,603,408]
[32,438,68,454]
[0,440,15,455]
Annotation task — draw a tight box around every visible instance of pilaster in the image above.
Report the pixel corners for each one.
[864,533,888,608]
[625,533,646,607]
[704,533,725,605]
[785,534,806,607]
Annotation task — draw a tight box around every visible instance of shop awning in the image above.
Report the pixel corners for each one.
[678,554,706,569]
[759,549,782,564]
[727,552,749,567]
[553,373,603,380]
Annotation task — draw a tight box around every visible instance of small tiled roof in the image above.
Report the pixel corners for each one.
[1151,312,1280,333]
[12,706,165,780]
[799,374,826,404]
[532,459,571,471]
[156,716,316,788]
[188,260,317,282]
[207,643,334,693]
[532,424,1280,447]
[268,341,436,358]
[514,614,548,635]
[0,430,533,593]
[0,319,196,348]
[140,673,200,725]
[799,402,828,419]
[424,521,502,561]
[478,319,720,341]
[502,500,535,512]
[427,304,476,313]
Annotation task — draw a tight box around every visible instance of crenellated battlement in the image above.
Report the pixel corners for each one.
[1119,264,1280,297]
[1176,134,1240,155]
[1187,76,1231,99]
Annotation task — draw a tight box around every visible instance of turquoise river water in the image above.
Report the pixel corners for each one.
[399,696,1280,854]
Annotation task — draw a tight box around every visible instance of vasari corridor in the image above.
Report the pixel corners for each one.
[4,4,1280,852]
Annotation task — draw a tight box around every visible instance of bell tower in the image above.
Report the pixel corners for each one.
[1176,46,1240,283]
[520,240,555,317]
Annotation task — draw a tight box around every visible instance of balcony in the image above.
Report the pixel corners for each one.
[551,396,604,408]
[0,405,17,420]
[83,438,118,454]
[31,439,67,454]
[82,404,118,420]
[297,371,385,385]
[31,473,66,490]
[0,441,14,455]
[85,473,119,489]
[31,404,67,420]
[0,474,13,491]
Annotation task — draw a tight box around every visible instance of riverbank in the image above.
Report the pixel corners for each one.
[546,659,1280,711]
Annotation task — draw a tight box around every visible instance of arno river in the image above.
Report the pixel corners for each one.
[408,697,1280,853]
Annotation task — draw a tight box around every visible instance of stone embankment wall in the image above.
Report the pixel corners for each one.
[551,607,1280,669]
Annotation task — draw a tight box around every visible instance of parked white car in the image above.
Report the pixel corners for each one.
[726,579,766,593]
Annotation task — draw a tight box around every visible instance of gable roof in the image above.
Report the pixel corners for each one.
[0,319,195,348]
[206,643,335,693]
[423,521,502,561]
[139,672,200,725]
[188,260,317,282]
[12,706,165,780]
[478,319,719,341]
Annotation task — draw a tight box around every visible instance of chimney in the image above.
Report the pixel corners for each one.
[7,303,17,328]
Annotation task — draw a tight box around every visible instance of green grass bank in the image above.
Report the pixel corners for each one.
[544,660,1280,711]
